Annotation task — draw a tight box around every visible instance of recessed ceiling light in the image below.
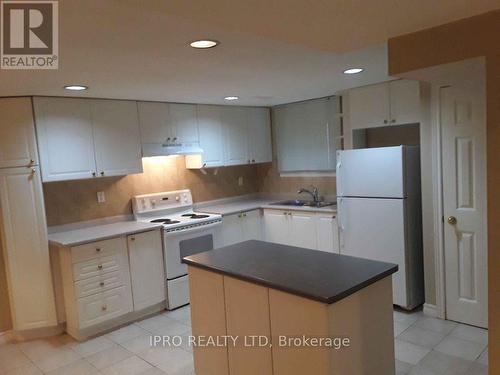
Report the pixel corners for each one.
[190,40,219,49]
[224,96,239,101]
[64,85,88,91]
[343,68,364,74]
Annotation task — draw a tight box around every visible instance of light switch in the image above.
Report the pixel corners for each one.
[97,191,106,203]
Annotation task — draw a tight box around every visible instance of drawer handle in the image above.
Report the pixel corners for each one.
[102,305,107,311]
[97,264,103,270]
[96,248,101,252]
[100,282,105,287]
[130,237,135,241]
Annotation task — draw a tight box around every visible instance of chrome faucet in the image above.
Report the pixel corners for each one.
[297,186,320,203]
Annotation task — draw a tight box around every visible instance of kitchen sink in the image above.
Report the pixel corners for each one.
[270,200,336,208]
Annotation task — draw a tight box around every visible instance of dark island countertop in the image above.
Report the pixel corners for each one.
[183,240,398,304]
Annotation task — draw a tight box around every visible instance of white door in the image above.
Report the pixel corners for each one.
[263,210,289,245]
[241,210,263,241]
[441,86,487,328]
[33,97,97,182]
[389,80,421,126]
[221,107,248,165]
[0,167,57,330]
[247,108,272,164]
[338,197,407,307]
[289,212,317,249]
[127,231,165,310]
[337,146,405,198]
[196,105,225,167]
[316,215,339,253]
[221,213,243,246]
[0,98,38,168]
[137,101,172,144]
[169,103,199,144]
[91,100,143,177]
[348,83,390,129]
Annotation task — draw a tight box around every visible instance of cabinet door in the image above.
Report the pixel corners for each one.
[0,167,57,330]
[221,213,243,246]
[0,98,38,168]
[127,231,165,310]
[91,100,143,177]
[389,80,421,126]
[221,107,248,166]
[196,105,225,167]
[289,212,317,249]
[316,215,339,253]
[33,97,97,182]
[247,107,272,164]
[241,210,263,241]
[348,83,390,129]
[263,210,289,245]
[137,101,172,144]
[169,103,199,144]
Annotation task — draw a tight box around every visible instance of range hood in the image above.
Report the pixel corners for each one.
[142,142,204,157]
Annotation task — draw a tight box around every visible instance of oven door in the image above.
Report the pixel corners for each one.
[163,221,221,279]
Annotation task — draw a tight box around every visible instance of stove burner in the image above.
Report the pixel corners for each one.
[181,213,210,219]
[150,218,181,224]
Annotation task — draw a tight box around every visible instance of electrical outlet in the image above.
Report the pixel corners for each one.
[97,191,106,203]
[238,176,244,186]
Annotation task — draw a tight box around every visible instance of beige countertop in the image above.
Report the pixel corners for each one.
[48,221,163,247]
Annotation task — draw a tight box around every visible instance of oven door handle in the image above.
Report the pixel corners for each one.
[164,220,222,235]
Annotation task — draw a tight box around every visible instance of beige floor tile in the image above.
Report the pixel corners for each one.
[100,356,153,375]
[395,321,413,337]
[413,318,457,335]
[398,327,446,349]
[85,345,133,369]
[106,325,149,344]
[418,350,472,375]
[18,337,70,362]
[407,365,440,375]
[155,348,194,375]
[449,324,488,345]
[163,306,191,324]
[72,337,115,357]
[465,362,488,375]
[434,336,486,361]
[395,359,413,375]
[119,334,154,355]
[136,316,190,336]
[3,362,43,375]
[44,359,98,375]
[395,339,431,365]
[0,348,31,373]
[476,349,488,366]
[137,368,168,375]
[394,310,422,326]
[32,348,81,373]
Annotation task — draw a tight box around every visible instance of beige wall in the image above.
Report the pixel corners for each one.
[388,10,500,372]
[0,232,12,332]
[44,156,261,227]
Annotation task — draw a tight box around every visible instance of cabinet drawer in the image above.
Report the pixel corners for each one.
[73,253,125,281]
[74,271,125,298]
[77,286,133,329]
[71,237,125,264]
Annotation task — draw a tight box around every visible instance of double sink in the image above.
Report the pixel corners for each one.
[270,200,335,208]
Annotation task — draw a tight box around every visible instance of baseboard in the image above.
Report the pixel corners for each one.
[10,323,64,341]
[423,303,438,318]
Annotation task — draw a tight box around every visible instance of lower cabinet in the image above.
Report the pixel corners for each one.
[263,209,339,253]
[56,229,165,340]
[221,210,263,246]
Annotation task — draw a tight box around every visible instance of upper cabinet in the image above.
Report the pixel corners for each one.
[273,96,340,172]
[221,107,249,166]
[0,98,38,168]
[247,107,272,164]
[169,103,199,144]
[193,105,225,168]
[34,97,143,182]
[348,79,421,130]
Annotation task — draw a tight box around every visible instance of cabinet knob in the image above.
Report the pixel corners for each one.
[92,172,96,177]
[173,137,177,142]
[384,119,388,124]
[130,237,135,241]
[100,171,105,176]
[243,213,247,217]
[101,305,107,311]
[447,216,457,225]
[97,264,103,270]
[30,159,35,164]
[252,159,255,163]
[96,248,101,252]
[100,282,105,287]
[247,159,251,163]
[391,119,396,123]
[31,168,36,173]
[283,212,287,216]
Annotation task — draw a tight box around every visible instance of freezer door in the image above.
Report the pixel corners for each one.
[338,197,408,307]
[337,146,405,198]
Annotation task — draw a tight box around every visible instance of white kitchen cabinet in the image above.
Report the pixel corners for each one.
[0,98,38,168]
[168,103,199,144]
[316,215,339,253]
[127,230,165,310]
[221,210,263,246]
[221,107,249,166]
[137,101,171,144]
[90,100,143,177]
[263,209,291,246]
[0,166,57,331]
[34,97,97,181]
[348,79,421,130]
[247,107,272,164]
[288,211,317,250]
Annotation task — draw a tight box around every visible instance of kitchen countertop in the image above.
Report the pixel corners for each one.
[197,198,337,216]
[183,240,398,304]
[48,221,163,247]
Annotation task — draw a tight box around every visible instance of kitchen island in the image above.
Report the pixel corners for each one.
[183,240,398,375]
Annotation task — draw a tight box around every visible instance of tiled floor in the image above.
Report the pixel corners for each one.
[0,306,488,375]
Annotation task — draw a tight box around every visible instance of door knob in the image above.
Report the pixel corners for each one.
[447,216,457,225]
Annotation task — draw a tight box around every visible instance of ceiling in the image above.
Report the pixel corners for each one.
[0,0,498,106]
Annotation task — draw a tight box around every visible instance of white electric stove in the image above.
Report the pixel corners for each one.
[132,190,222,309]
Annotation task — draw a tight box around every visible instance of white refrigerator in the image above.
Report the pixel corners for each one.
[336,145,424,310]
